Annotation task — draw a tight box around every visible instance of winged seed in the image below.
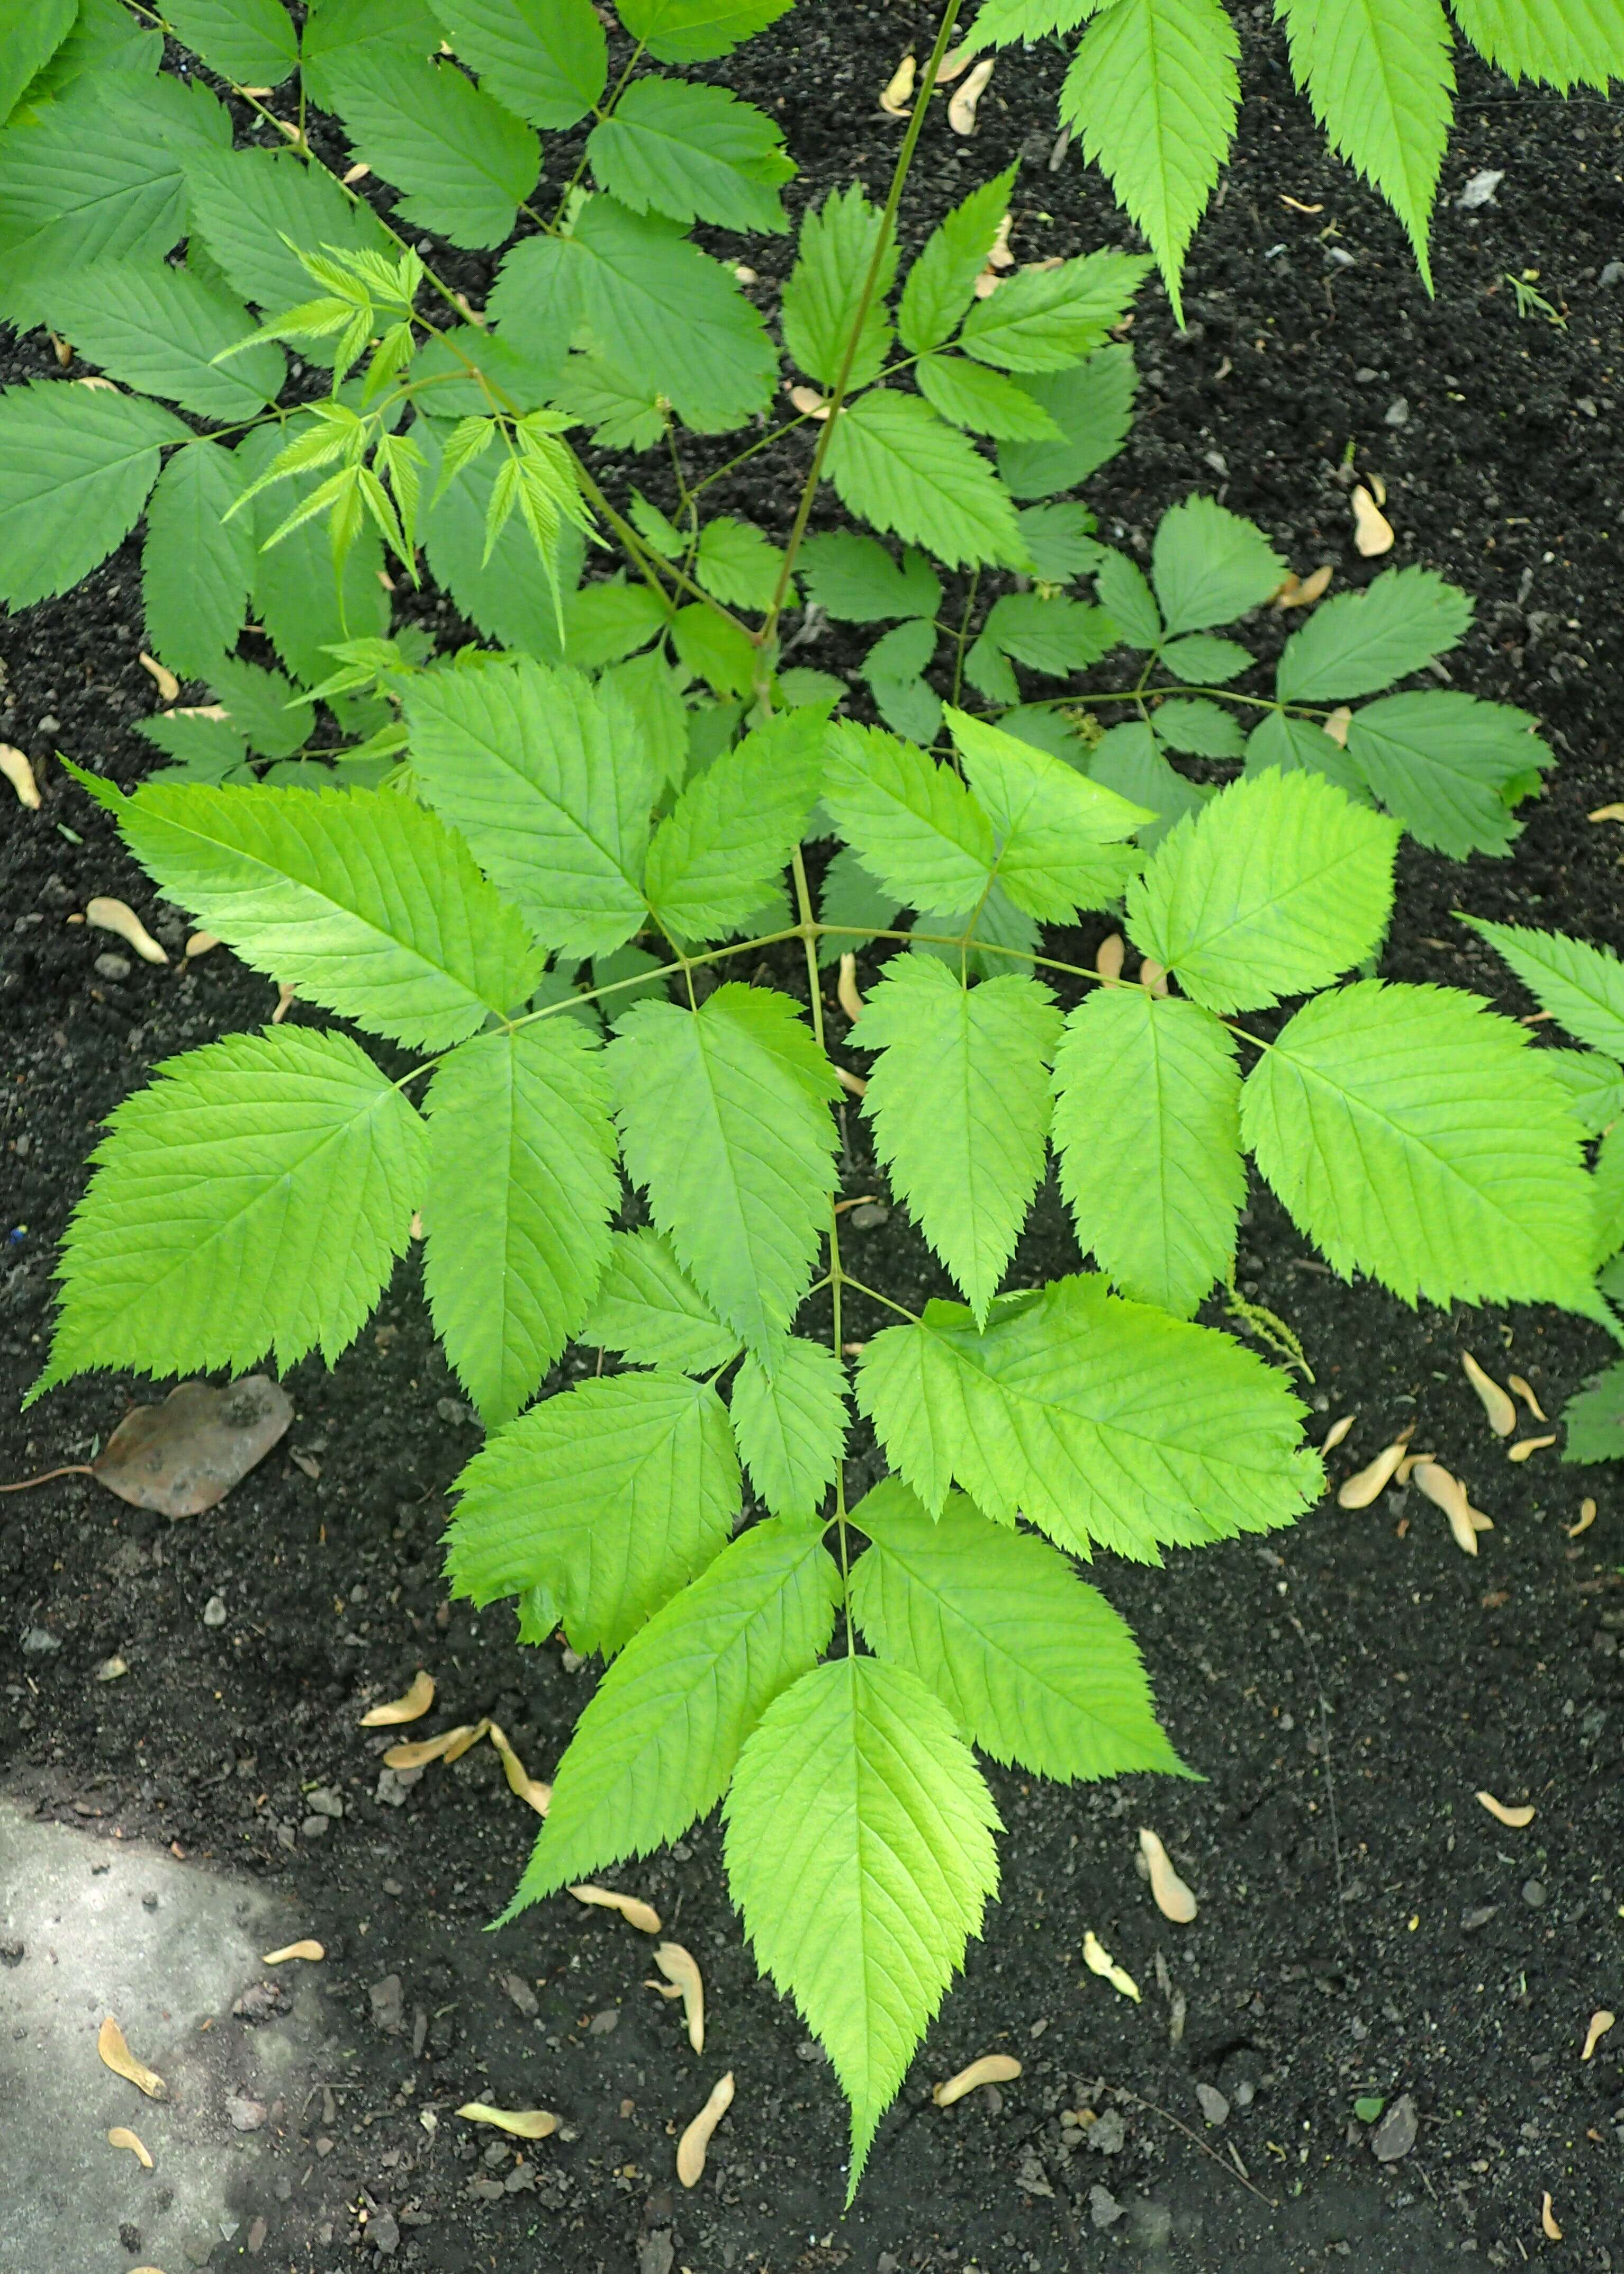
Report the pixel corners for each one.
[1582,2010,1616,2061]
[570,1884,662,1935]
[1508,1435,1556,1462]
[1138,1828,1198,1922]
[1351,486,1395,556]
[0,744,40,808]
[676,2071,735,2187]
[1475,1790,1536,1828]
[106,2127,153,2168]
[1321,1414,1355,1452]
[1336,1437,1411,1508]
[933,2053,1022,2106]
[1567,1498,1597,1539]
[1506,1374,1547,1421]
[86,897,168,965]
[261,1939,324,1964]
[456,2102,557,2140]
[1411,1461,1478,1556]
[360,1670,436,1726]
[653,1942,705,2053]
[1461,1352,1517,1436]
[948,57,994,135]
[879,56,915,115]
[97,2016,167,2100]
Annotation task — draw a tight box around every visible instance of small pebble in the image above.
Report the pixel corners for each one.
[1088,2183,1123,2228]
[1196,2083,1230,2125]
[1522,1878,1547,1908]
[305,1786,344,1819]
[1600,259,1624,288]
[1370,2093,1418,2163]
[300,1815,328,1839]
[1384,398,1409,427]
[37,714,59,735]
[94,952,132,980]
[21,1628,60,1655]
[202,1595,227,1628]
[849,1203,889,1230]
[227,2094,267,2133]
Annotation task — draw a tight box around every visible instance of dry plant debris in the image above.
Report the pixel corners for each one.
[98,2017,167,2099]
[788,384,831,419]
[1,743,40,808]
[1274,563,1334,609]
[1351,484,1395,555]
[138,652,180,702]
[106,2127,153,2168]
[1508,1434,1555,1462]
[878,55,915,115]
[261,1939,324,1965]
[86,896,168,964]
[1462,1352,1517,1436]
[456,2102,557,2139]
[489,1721,551,1815]
[92,1377,293,1517]
[1475,1790,1536,1829]
[836,954,864,1023]
[1337,1435,1411,1508]
[570,1883,662,1934]
[676,2071,735,2186]
[1541,2193,1562,2241]
[948,56,994,134]
[1322,705,1353,748]
[932,2053,1022,2106]
[653,1942,705,2053]
[1095,932,1125,982]
[1082,1930,1141,2002]
[1321,1414,1355,1452]
[1581,2010,1616,2061]
[1412,1461,1479,1556]
[1567,1498,1598,1540]
[1139,1827,1198,1922]
[360,1670,436,1725]
[382,1719,490,1769]
[1505,1374,1546,1421]
[184,930,220,958]
[1587,803,1624,823]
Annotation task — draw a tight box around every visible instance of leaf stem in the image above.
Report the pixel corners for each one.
[833,1271,919,1323]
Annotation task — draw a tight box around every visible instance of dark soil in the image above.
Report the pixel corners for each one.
[4,7,1624,2270]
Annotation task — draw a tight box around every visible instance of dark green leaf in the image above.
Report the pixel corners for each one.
[997,344,1137,499]
[589,78,794,232]
[142,439,256,684]
[0,381,187,609]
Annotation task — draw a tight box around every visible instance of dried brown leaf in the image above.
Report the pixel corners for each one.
[570,1883,661,1934]
[1475,1790,1535,1828]
[93,1377,293,1518]
[676,2071,735,2187]
[1139,1827,1198,1922]
[1321,1414,1355,1452]
[456,2102,557,2140]
[1,744,41,809]
[1505,1374,1546,1422]
[106,2127,154,2168]
[98,2017,167,2100]
[86,896,168,965]
[382,1719,489,1770]
[261,1939,324,1964]
[1461,1352,1517,1436]
[932,2053,1022,2106]
[654,1942,705,2053]
[489,1721,551,1817]
[948,55,994,133]
[1336,1436,1411,1509]
[1351,485,1394,555]
[1567,1498,1597,1540]
[360,1671,436,1727]
[1508,1434,1556,1462]
[1411,1461,1478,1556]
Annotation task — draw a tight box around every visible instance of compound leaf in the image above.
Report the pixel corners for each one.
[646,708,827,943]
[851,956,1061,1324]
[782,183,895,391]
[850,1480,1189,1779]
[730,1335,849,1517]
[724,1655,1000,2198]
[579,1227,741,1372]
[163,0,299,82]
[315,45,540,248]
[825,389,1030,572]
[616,0,793,63]
[1240,979,1604,1315]
[1463,918,1624,1060]
[445,1369,740,1655]
[1151,492,1284,633]
[897,167,1016,356]
[823,723,995,911]
[948,706,1148,920]
[589,77,794,232]
[183,144,395,359]
[428,0,608,127]
[0,381,187,609]
[1345,691,1549,859]
[501,1520,839,1913]
[1275,564,1472,703]
[1126,767,1400,1015]
[142,437,256,682]
[34,1027,424,1396]
[960,248,1150,372]
[422,1022,619,1427]
[1052,985,1243,1317]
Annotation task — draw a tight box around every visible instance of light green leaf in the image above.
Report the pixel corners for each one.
[0,381,188,609]
[1277,0,1454,286]
[317,46,540,249]
[1345,691,1549,859]
[404,658,654,959]
[797,533,941,623]
[1126,767,1400,1015]
[1538,1047,1624,1137]
[960,248,1151,372]
[962,0,1104,43]
[484,233,584,394]
[1150,696,1246,758]
[694,515,790,610]
[599,650,689,792]
[860,621,938,744]
[142,438,256,682]
[962,630,1020,706]
[948,707,1149,922]
[579,1227,741,1372]
[133,711,251,783]
[1052,985,1243,1315]
[979,591,1117,677]
[724,1655,1000,2198]
[233,417,389,681]
[100,778,544,1049]
[1243,706,1373,803]
[38,258,282,420]
[997,342,1138,498]
[1241,979,1604,1314]
[183,145,395,361]
[569,195,777,432]
[608,984,840,1359]
[0,0,75,129]
[1151,493,1285,633]
[850,1480,1189,1779]
[299,0,441,106]
[823,723,996,911]
[207,657,312,760]
[445,1370,741,1655]
[501,1520,839,1914]
[1089,720,1210,848]
[588,78,794,231]
[897,167,1016,355]
[825,389,1030,572]
[916,352,1064,441]
[731,1336,849,1517]
[1016,501,1104,582]
[1594,1120,1624,1266]
[33,1027,425,1396]
[428,0,607,127]
[1060,0,1239,322]
[561,578,670,668]
[914,880,1040,984]
[1561,1360,1624,1464]
[616,0,793,62]
[782,183,896,391]
[851,955,1061,1323]
[854,1274,1321,1559]
[163,0,298,82]
[646,708,827,942]
[417,418,583,660]
[1449,0,1624,88]
[422,1023,619,1427]
[1159,631,1252,683]
[1275,564,1473,702]
[1093,547,1162,649]
[1464,918,1624,1059]
[671,601,758,698]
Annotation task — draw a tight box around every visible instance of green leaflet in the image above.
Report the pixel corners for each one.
[824,723,996,910]
[422,1023,619,1427]
[854,1275,1321,1561]
[1560,1362,1624,1464]
[1093,547,1162,649]
[17,0,161,104]
[445,1370,741,1656]
[797,533,941,623]
[694,516,791,610]
[567,195,778,433]
[142,439,256,683]
[1060,0,1239,323]
[959,248,1150,371]
[862,621,941,745]
[851,956,1062,1325]
[404,659,655,960]
[849,1481,1190,1780]
[616,0,794,64]
[1538,1047,1624,1137]
[1158,632,1252,684]
[299,0,441,110]
[1275,564,1473,703]
[1449,0,1624,88]
[1150,493,1284,634]
[730,1336,850,1518]
[672,602,757,698]
[1243,707,1374,804]
[1052,986,1243,1317]
[946,707,1149,922]
[134,711,251,784]
[0,0,76,128]
[782,183,896,391]
[0,381,188,609]
[1277,0,1454,288]
[33,1027,424,1397]
[502,1520,840,1915]
[163,0,299,83]
[978,592,1117,677]
[599,651,689,793]
[824,390,1031,572]
[428,0,608,128]
[724,1655,1001,2199]
[1126,768,1400,1015]
[897,168,1016,356]
[1345,693,1549,859]
[646,708,827,944]
[588,78,795,233]
[96,777,544,1051]
[562,579,670,667]
[1015,501,1104,583]
[816,843,907,967]
[1240,980,1604,1316]
[182,145,396,361]
[1463,919,1624,1060]
[1594,1121,1624,1268]
[964,0,1106,45]
[416,418,582,660]
[210,657,312,760]
[1089,722,1212,848]
[608,985,840,1360]
[997,343,1138,499]
[233,417,389,681]
[579,1228,741,1372]
[313,45,540,250]
[1150,697,1246,759]
[36,258,282,420]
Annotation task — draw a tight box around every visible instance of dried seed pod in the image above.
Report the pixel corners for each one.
[1582,2009,1616,2062]
[933,2053,1022,2106]
[456,2103,558,2139]
[382,1719,489,1770]
[878,55,916,115]
[184,931,221,958]
[1508,1434,1556,1463]
[676,2071,735,2186]
[1082,1930,1140,2001]
[1351,484,1395,555]
[1094,932,1125,982]
[1411,1461,1478,1557]
[570,1883,662,1934]
[1566,1498,1597,1540]
[98,2017,167,2100]
[107,2127,153,2168]
[1321,1414,1355,1452]
[261,1939,324,1964]
[837,954,864,1024]
[138,652,180,703]
[1505,1373,1546,1421]
[1336,1436,1411,1509]
[1461,1352,1517,1436]
[360,1670,436,1726]
[86,896,169,965]
[1,744,41,808]
[1322,706,1352,748]
[948,55,994,134]
[654,1941,705,2053]
[1475,1790,1535,1828]
[489,1721,551,1817]
[1139,1827,1198,1922]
